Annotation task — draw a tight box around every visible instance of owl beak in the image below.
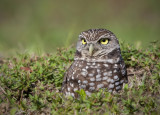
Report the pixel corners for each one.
[89,44,94,56]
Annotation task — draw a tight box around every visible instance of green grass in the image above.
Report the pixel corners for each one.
[0,41,160,114]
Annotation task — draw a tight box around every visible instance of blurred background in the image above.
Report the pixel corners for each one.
[0,0,160,56]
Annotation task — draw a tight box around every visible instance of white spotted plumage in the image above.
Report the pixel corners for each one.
[62,29,128,98]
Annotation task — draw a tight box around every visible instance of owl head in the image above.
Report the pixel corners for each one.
[75,29,121,63]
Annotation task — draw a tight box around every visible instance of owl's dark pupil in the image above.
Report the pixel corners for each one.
[102,39,106,42]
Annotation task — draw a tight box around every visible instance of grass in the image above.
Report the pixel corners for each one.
[0,41,160,114]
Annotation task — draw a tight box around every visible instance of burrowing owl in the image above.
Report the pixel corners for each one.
[61,29,127,98]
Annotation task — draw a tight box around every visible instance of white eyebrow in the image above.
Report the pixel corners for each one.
[79,34,86,39]
[99,34,110,39]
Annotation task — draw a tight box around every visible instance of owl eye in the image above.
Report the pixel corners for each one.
[100,38,109,45]
[81,38,87,45]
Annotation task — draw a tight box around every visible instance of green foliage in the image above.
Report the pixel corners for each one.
[0,42,160,114]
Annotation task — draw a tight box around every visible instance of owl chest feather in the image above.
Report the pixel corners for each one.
[65,60,126,96]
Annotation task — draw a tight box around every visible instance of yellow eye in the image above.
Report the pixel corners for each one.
[100,38,109,45]
[82,39,87,45]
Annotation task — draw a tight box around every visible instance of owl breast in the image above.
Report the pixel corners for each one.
[62,60,127,97]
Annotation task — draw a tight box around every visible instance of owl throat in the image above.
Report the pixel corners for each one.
[74,48,122,64]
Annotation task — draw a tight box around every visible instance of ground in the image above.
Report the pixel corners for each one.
[0,41,160,115]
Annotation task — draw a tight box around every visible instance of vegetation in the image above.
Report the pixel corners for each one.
[0,41,160,115]
[0,1,159,114]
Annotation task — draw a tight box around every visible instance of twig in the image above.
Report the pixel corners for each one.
[0,85,7,95]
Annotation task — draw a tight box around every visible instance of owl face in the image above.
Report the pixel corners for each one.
[76,29,120,60]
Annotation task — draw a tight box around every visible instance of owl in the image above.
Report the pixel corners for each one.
[61,29,128,98]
